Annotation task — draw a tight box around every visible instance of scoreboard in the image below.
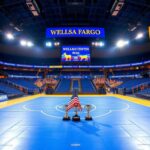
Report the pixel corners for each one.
[61,46,90,62]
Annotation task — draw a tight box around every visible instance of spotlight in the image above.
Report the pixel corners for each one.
[54,42,60,46]
[99,42,105,47]
[5,32,14,40]
[20,40,27,46]
[93,41,105,47]
[92,42,95,46]
[46,42,52,47]
[27,41,34,47]
[95,42,98,46]
[135,32,143,39]
[116,40,129,48]
[124,40,129,45]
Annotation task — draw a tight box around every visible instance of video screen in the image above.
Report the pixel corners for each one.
[61,46,90,62]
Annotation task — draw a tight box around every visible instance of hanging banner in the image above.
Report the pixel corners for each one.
[46,27,105,38]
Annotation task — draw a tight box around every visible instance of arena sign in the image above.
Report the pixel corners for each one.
[0,95,8,102]
[46,27,105,38]
[61,46,90,62]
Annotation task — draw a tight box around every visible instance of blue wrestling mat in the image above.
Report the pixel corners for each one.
[0,96,150,150]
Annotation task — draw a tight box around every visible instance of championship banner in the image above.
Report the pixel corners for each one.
[46,27,105,38]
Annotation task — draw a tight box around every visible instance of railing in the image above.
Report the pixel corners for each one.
[0,79,28,94]
[117,81,150,95]
[131,82,150,94]
[91,80,97,93]
[0,60,150,69]
[0,79,39,94]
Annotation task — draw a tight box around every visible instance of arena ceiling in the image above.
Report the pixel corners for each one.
[0,0,150,63]
[0,0,150,44]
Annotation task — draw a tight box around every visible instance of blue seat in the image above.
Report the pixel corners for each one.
[81,79,96,93]
[0,82,23,95]
[56,79,71,93]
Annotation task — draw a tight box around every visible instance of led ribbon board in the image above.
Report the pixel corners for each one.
[46,27,105,38]
[61,46,90,62]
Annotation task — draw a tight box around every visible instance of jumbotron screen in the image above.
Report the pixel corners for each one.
[61,46,90,62]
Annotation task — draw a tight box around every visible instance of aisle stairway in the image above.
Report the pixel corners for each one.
[70,79,81,92]
[81,79,96,93]
[55,79,71,93]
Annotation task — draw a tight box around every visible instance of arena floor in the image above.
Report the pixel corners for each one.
[0,95,150,150]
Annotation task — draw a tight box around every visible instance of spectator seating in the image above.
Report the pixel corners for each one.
[7,78,39,93]
[0,82,23,97]
[138,88,150,95]
[116,78,150,94]
[136,88,150,99]
[55,79,71,93]
[117,78,149,89]
[73,80,79,89]
[81,79,96,93]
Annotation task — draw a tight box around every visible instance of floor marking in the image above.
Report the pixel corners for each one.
[55,104,96,113]
[1,94,150,109]
[41,110,62,119]
[22,100,130,119]
[0,94,42,109]
[93,102,130,118]
[22,105,39,112]
[113,102,130,112]
[23,104,62,119]
[70,144,80,147]
[93,110,112,118]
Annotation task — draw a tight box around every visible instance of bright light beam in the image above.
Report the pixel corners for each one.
[5,33,14,40]
[116,40,129,48]
[135,32,144,39]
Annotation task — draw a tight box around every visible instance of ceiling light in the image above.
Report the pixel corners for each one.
[5,32,14,40]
